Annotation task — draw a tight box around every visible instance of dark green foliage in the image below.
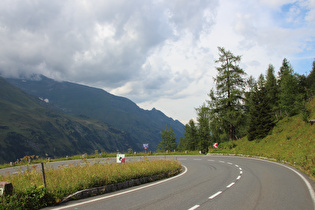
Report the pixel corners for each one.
[208,47,246,141]
[185,120,198,151]
[183,52,313,146]
[278,58,302,117]
[306,60,315,98]
[196,105,211,154]
[177,137,187,151]
[157,125,177,152]
[248,84,275,141]
[265,64,279,120]
[0,186,55,209]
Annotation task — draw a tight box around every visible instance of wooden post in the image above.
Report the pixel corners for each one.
[41,163,46,188]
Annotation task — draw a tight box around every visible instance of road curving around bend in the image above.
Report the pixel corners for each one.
[46,155,315,210]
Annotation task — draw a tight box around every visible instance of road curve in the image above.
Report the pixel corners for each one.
[45,155,315,210]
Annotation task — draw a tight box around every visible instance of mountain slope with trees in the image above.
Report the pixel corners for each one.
[6,75,184,151]
[178,47,315,155]
[215,98,315,178]
[0,77,139,163]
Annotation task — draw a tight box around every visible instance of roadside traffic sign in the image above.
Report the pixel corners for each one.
[143,144,149,150]
[117,154,125,163]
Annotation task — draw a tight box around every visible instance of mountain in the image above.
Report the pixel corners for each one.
[0,77,141,163]
[6,75,185,151]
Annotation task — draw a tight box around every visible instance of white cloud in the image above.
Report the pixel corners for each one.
[0,0,314,123]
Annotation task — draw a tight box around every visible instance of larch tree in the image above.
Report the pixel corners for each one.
[208,47,247,141]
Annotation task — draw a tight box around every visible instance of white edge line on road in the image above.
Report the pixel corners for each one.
[226,182,235,188]
[209,191,222,199]
[236,175,241,180]
[268,160,315,207]
[232,156,315,208]
[188,204,200,210]
[53,165,188,210]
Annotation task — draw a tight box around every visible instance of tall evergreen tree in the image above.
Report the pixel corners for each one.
[208,47,246,141]
[306,60,315,98]
[196,105,211,154]
[265,64,279,120]
[244,76,257,135]
[157,125,177,152]
[278,58,300,116]
[177,137,187,152]
[184,120,198,151]
[247,74,274,141]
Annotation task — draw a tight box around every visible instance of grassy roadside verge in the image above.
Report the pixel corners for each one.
[0,159,181,209]
[209,112,315,180]
[0,151,201,170]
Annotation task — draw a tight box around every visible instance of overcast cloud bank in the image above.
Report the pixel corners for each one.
[0,0,314,123]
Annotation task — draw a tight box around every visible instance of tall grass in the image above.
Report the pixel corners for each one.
[0,150,199,170]
[0,159,181,209]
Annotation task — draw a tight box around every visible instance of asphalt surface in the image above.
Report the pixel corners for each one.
[42,155,315,210]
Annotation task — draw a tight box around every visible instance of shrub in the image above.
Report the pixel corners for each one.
[0,185,55,209]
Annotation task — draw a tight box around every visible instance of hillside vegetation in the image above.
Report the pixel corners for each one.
[0,77,138,163]
[211,98,315,179]
[6,75,184,151]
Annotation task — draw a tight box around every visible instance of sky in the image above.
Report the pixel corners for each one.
[0,0,314,124]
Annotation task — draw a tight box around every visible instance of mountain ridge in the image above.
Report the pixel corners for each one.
[6,75,184,151]
[0,77,141,163]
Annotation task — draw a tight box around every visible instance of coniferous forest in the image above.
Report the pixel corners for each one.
[177,47,315,153]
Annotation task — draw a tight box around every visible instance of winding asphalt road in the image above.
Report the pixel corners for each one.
[44,155,315,210]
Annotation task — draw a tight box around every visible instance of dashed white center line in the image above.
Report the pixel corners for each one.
[187,159,244,209]
[209,191,222,199]
[188,205,200,210]
[226,182,235,188]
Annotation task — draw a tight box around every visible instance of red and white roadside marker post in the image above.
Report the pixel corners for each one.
[143,144,149,153]
[117,154,125,164]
